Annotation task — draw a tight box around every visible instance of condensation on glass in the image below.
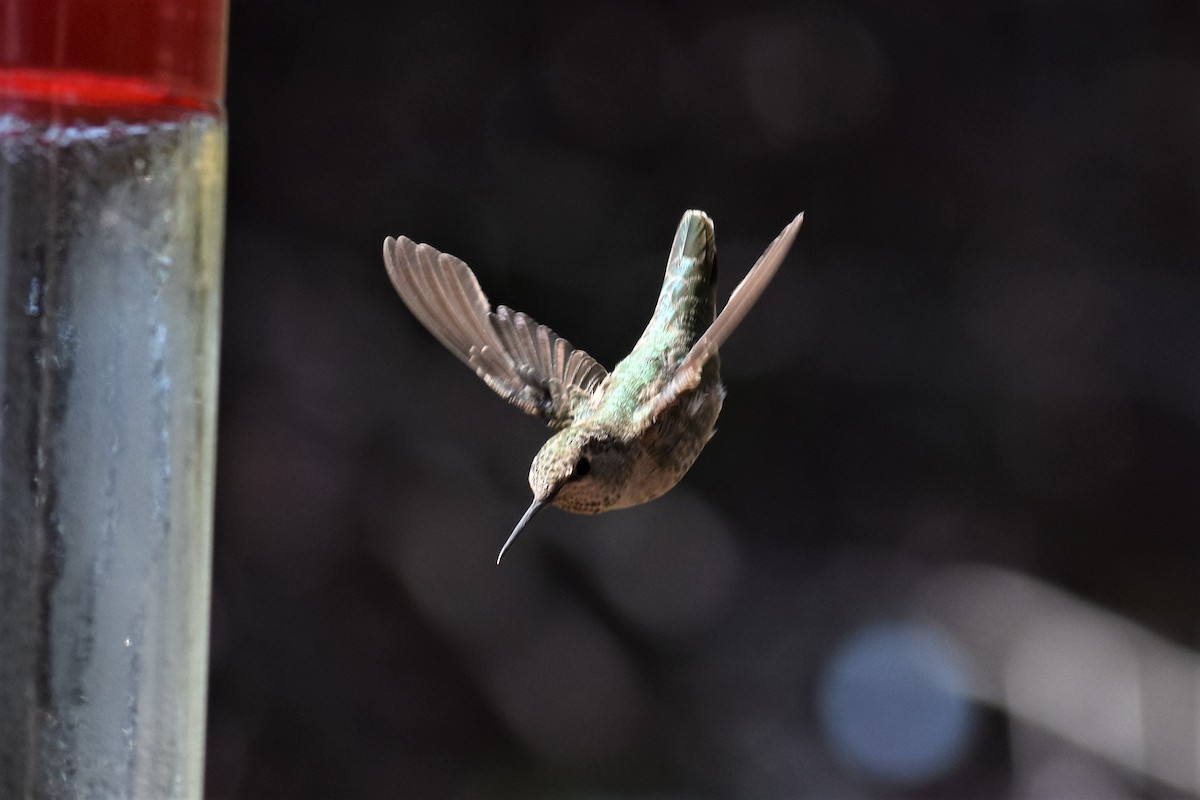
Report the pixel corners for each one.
[0,2,228,797]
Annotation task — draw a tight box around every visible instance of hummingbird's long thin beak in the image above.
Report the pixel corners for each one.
[497,498,547,564]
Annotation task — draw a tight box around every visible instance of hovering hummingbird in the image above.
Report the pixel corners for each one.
[384,210,803,563]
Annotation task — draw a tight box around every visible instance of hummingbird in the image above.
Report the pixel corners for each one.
[383,209,803,563]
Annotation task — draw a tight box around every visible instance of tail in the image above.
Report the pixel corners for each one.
[637,209,719,356]
[666,210,716,281]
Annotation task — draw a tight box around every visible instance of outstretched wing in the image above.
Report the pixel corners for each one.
[648,212,804,419]
[384,235,608,428]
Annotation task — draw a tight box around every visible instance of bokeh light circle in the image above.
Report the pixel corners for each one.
[817,621,975,785]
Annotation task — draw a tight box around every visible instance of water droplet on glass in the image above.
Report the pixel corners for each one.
[25,274,42,315]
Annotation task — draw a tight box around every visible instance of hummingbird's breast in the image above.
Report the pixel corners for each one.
[611,380,726,509]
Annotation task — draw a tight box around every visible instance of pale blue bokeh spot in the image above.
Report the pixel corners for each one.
[817,621,974,784]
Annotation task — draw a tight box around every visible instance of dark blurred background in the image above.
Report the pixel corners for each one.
[205,1,1200,798]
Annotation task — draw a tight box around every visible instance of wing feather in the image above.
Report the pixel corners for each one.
[384,235,608,427]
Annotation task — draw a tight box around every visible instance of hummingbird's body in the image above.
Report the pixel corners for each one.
[384,209,803,561]
[532,212,725,513]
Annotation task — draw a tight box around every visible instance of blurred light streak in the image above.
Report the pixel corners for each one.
[482,614,643,768]
[1018,753,1135,800]
[384,466,550,649]
[556,489,741,638]
[379,464,648,768]
[915,564,1200,795]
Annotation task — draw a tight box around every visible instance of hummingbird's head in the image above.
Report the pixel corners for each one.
[495,428,633,563]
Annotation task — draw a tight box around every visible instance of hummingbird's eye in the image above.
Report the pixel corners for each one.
[573,456,591,479]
